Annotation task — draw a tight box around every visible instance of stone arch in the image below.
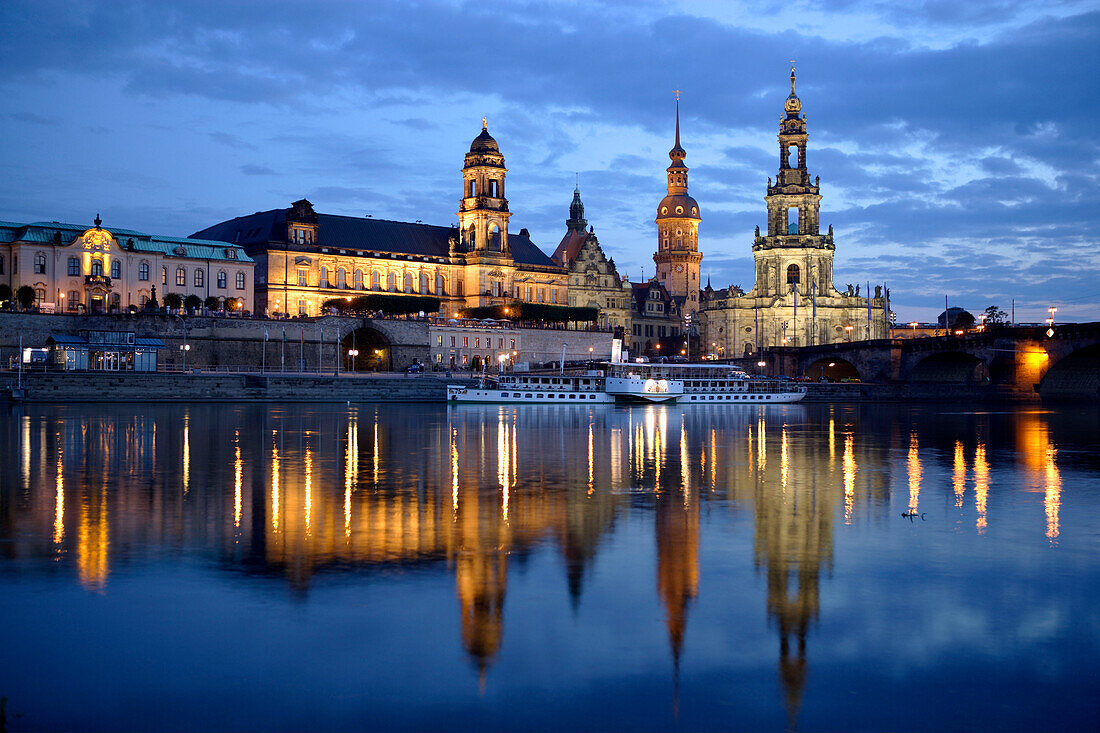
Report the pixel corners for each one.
[909,352,989,383]
[1039,344,1100,401]
[807,357,861,382]
[341,326,392,372]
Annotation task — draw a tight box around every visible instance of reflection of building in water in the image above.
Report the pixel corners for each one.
[1015,412,1062,544]
[655,467,699,673]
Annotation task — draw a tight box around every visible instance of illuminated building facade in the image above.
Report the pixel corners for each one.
[701,69,888,354]
[552,187,632,334]
[192,123,568,318]
[0,217,254,313]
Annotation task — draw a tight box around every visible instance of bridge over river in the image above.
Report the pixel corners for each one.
[739,323,1100,401]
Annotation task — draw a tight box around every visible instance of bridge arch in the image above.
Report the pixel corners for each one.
[908,351,989,383]
[341,326,392,371]
[806,357,861,382]
[1039,343,1100,401]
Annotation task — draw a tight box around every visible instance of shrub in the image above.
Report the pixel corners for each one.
[16,285,36,310]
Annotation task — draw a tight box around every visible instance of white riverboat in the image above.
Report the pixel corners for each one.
[447,361,804,405]
[446,369,682,404]
[611,362,806,404]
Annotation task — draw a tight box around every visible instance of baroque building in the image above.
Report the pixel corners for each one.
[653,97,702,314]
[701,69,888,355]
[0,216,254,313]
[551,187,632,333]
[192,121,568,318]
[629,278,684,358]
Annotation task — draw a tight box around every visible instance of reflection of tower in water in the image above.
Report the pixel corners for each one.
[655,459,699,684]
[752,417,837,727]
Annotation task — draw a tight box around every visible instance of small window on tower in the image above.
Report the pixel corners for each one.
[788,145,799,167]
[675,206,683,215]
[787,264,800,284]
[788,208,799,234]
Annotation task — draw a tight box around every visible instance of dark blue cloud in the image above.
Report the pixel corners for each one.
[0,0,1095,321]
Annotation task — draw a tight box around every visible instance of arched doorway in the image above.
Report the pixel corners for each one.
[342,326,391,372]
[909,352,988,383]
[807,357,860,382]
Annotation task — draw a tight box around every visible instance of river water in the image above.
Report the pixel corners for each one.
[0,402,1097,732]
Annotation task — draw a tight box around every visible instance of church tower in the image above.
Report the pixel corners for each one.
[457,119,512,256]
[752,67,835,302]
[653,96,702,313]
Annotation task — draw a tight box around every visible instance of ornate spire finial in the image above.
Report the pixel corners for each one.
[790,62,797,95]
[674,91,681,150]
[94,213,101,228]
[482,116,487,129]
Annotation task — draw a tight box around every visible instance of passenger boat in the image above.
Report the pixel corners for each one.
[611,362,806,404]
[446,369,682,404]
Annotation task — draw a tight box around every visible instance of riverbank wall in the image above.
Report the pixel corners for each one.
[2,371,1034,404]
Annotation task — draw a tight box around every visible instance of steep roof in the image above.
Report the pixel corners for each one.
[191,209,559,269]
[550,229,587,267]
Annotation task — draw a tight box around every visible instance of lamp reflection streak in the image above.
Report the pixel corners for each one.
[304,446,313,536]
[54,435,64,546]
[271,431,281,533]
[907,433,921,513]
[953,440,966,508]
[182,412,190,494]
[1044,448,1061,544]
[233,430,242,530]
[974,442,989,534]
[780,426,789,492]
[843,434,855,525]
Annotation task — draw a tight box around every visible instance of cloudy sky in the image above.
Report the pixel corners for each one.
[1,0,1097,322]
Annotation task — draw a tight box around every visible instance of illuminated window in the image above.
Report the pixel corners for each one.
[298,299,307,315]
[111,260,121,279]
[336,268,346,288]
[139,262,150,281]
[371,270,380,290]
[162,267,167,285]
[354,269,363,289]
[387,272,396,292]
[538,288,545,303]
[403,272,413,293]
[236,272,245,290]
[34,287,45,305]
[174,267,185,286]
[319,266,329,288]
[550,289,557,304]
[68,291,80,310]
[194,269,204,287]
[298,269,308,286]
[217,271,227,289]
[33,253,47,274]
[68,257,80,276]
[91,259,103,277]
[420,272,429,293]
[435,273,445,295]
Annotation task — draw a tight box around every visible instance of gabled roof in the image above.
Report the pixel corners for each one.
[191,208,560,269]
[551,229,587,267]
[630,278,674,312]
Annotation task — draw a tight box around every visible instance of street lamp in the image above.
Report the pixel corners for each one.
[1046,305,1057,338]
[348,348,359,372]
[498,353,507,374]
[757,359,766,376]
[179,343,191,371]
[844,325,853,342]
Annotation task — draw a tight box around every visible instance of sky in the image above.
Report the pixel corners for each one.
[1,0,1097,323]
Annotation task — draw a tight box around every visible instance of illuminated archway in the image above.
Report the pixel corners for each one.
[341,327,391,372]
[807,357,860,382]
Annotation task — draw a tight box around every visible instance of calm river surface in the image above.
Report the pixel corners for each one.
[1,402,1097,732]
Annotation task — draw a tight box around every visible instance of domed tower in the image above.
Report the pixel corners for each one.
[654,95,703,313]
[753,66,834,301]
[457,118,511,255]
[566,185,587,234]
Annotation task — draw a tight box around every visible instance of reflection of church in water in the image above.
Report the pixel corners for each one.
[4,406,1065,722]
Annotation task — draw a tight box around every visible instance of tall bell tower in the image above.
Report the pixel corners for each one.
[653,94,703,313]
[752,67,835,301]
[457,118,511,255]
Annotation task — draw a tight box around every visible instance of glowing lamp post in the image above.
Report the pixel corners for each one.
[757,359,766,376]
[179,343,191,371]
[347,348,359,372]
[844,325,853,342]
[498,353,507,374]
[1046,306,1057,338]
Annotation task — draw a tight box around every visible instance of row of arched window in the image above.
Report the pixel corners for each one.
[313,266,449,296]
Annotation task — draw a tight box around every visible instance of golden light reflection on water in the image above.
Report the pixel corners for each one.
[974,441,990,534]
[54,434,65,546]
[234,430,243,530]
[182,412,190,494]
[953,441,966,508]
[843,434,855,525]
[271,430,281,533]
[3,402,1086,722]
[907,433,921,513]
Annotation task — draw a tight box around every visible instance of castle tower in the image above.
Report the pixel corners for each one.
[566,185,587,234]
[457,119,511,255]
[753,67,835,301]
[654,96,703,313]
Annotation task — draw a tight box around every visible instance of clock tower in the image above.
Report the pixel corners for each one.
[653,95,702,313]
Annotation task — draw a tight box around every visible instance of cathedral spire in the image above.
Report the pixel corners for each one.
[566,184,587,233]
[670,90,686,161]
